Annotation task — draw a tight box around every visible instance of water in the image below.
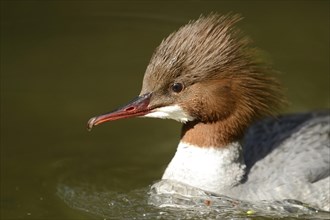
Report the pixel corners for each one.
[57,180,329,219]
[1,1,329,219]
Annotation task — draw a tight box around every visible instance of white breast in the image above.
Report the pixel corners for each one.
[162,141,246,194]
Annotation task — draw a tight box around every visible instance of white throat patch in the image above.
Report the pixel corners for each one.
[143,105,194,123]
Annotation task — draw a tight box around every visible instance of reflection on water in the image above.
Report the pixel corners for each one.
[57,179,330,219]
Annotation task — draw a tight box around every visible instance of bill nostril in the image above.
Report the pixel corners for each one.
[126,107,135,111]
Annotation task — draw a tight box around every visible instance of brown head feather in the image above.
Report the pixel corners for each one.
[140,13,286,147]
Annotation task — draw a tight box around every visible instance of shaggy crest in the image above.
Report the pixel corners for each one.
[143,13,285,126]
[145,14,249,82]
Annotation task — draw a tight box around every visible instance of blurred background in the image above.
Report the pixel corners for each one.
[1,1,329,219]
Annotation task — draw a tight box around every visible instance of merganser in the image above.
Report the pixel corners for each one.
[87,14,330,211]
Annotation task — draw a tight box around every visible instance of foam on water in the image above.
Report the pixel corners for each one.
[57,179,330,219]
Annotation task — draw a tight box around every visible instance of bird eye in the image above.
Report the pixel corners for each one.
[171,83,184,93]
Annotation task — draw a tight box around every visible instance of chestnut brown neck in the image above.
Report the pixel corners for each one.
[181,114,247,148]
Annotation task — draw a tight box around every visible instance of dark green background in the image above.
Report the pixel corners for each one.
[1,1,329,219]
